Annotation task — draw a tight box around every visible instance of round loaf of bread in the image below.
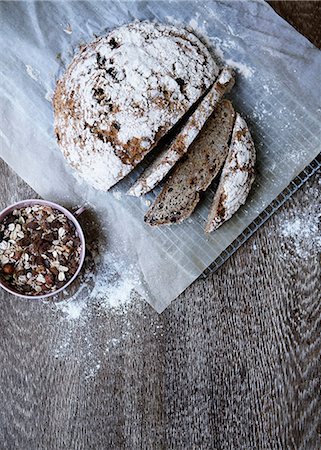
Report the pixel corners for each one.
[53,21,218,191]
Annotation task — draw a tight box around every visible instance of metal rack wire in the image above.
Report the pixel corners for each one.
[200,153,321,279]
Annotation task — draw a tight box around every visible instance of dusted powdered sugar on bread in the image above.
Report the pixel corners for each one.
[128,67,235,197]
[205,113,256,233]
[53,21,218,191]
[144,100,235,226]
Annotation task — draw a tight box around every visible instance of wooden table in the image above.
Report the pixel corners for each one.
[0,2,320,449]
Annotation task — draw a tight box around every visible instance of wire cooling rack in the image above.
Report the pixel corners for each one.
[200,153,321,279]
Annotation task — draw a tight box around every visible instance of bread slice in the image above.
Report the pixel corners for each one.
[53,22,218,191]
[205,113,255,233]
[128,68,235,197]
[144,100,235,226]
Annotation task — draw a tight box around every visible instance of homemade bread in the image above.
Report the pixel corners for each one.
[53,21,218,191]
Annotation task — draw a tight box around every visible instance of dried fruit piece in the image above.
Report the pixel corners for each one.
[2,263,15,275]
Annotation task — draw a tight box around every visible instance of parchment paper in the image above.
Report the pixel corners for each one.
[1,1,320,312]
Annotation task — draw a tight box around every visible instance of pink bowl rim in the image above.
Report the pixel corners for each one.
[0,199,86,300]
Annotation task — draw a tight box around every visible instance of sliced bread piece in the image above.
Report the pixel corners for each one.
[144,100,235,226]
[128,67,235,197]
[205,113,255,233]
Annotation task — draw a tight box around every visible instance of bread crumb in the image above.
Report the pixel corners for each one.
[25,65,39,82]
[63,23,72,34]
[225,59,254,79]
[112,190,122,200]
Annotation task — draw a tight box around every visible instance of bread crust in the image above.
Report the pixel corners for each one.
[205,113,256,233]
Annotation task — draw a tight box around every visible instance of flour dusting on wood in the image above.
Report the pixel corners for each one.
[278,180,321,259]
[49,242,144,379]
[279,215,321,259]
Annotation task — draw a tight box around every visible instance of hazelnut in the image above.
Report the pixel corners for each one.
[2,263,15,275]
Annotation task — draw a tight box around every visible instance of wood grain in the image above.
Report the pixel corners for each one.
[0,1,321,449]
[269,1,321,48]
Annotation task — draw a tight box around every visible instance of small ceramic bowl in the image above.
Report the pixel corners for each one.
[0,199,86,299]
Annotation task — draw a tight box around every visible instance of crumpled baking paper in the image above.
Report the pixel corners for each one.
[0,0,320,312]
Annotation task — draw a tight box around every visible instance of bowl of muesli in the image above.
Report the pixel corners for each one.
[0,199,85,299]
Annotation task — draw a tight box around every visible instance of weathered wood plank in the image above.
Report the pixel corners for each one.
[163,169,320,449]
[1,1,321,448]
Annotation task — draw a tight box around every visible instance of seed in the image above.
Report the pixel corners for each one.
[0,204,81,295]
[26,221,38,230]
[36,274,46,283]
[58,271,65,282]
[50,267,59,276]
[13,251,22,260]
[11,231,17,241]
[39,241,50,253]
[0,241,7,250]
[0,256,9,265]
[35,256,45,266]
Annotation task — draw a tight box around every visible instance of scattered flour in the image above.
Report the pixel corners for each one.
[55,298,87,320]
[263,84,272,95]
[53,248,140,319]
[166,13,252,81]
[225,59,254,79]
[49,243,145,379]
[112,190,122,200]
[63,23,72,35]
[45,90,54,102]
[184,15,254,79]
[279,214,321,259]
[25,64,39,82]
